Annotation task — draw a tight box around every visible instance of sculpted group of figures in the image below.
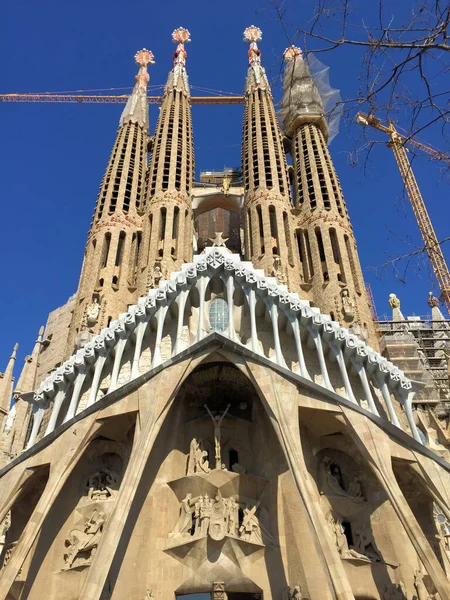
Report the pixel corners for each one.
[169,492,271,545]
[327,514,385,564]
[321,456,365,502]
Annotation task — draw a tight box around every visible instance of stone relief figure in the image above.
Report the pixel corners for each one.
[169,493,198,536]
[239,503,263,544]
[144,590,154,600]
[226,496,239,537]
[83,468,120,502]
[347,476,364,501]
[341,288,356,322]
[63,509,105,570]
[0,511,11,558]
[414,569,435,600]
[353,526,383,562]
[199,493,212,536]
[210,492,227,540]
[427,291,440,309]
[328,515,369,562]
[187,437,210,476]
[388,293,401,309]
[204,404,231,470]
[273,257,288,286]
[151,264,162,289]
[86,294,101,328]
[322,457,365,502]
[291,586,303,600]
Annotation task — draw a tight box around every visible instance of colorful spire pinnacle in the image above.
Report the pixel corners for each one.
[243,26,269,93]
[283,45,302,62]
[167,27,191,94]
[120,48,155,128]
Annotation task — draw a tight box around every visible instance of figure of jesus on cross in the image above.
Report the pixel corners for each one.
[204,404,231,470]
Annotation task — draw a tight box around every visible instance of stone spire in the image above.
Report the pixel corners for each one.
[281,47,377,346]
[137,28,195,294]
[120,48,155,128]
[66,50,154,355]
[14,326,44,395]
[1,327,44,461]
[0,343,17,419]
[241,27,301,290]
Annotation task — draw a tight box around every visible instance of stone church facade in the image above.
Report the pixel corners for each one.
[0,26,450,600]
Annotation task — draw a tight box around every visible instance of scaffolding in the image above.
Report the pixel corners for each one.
[377,316,450,413]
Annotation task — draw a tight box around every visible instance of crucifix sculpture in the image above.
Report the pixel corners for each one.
[204,404,231,470]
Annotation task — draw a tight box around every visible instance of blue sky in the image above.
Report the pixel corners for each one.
[1,0,448,372]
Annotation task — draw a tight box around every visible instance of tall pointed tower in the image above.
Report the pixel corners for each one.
[281,46,376,345]
[66,49,155,354]
[137,28,194,294]
[0,343,17,426]
[241,27,301,290]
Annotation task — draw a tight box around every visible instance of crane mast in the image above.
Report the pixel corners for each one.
[356,112,450,312]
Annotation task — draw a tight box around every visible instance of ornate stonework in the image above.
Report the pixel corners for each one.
[0,30,450,600]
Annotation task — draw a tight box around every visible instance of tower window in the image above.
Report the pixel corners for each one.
[100,233,111,268]
[329,228,345,283]
[315,227,328,282]
[209,298,228,333]
[115,232,125,266]
[344,235,361,294]
[247,209,253,257]
[283,211,294,266]
[160,207,167,241]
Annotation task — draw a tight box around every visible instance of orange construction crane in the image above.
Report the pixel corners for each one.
[0,93,245,105]
[356,112,450,312]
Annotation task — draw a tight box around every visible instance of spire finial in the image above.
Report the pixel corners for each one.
[243,26,269,93]
[283,45,302,62]
[244,26,263,66]
[119,48,155,128]
[172,27,191,68]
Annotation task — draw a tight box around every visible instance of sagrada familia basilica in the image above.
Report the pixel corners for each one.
[0,25,449,600]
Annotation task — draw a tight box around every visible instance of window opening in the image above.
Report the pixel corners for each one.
[209,298,229,333]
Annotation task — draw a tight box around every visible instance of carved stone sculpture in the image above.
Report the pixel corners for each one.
[83,468,120,502]
[204,404,231,469]
[328,516,369,562]
[347,476,364,501]
[239,503,263,544]
[168,492,268,545]
[428,291,440,309]
[388,293,401,309]
[341,288,356,322]
[169,493,197,536]
[187,437,210,476]
[352,526,382,562]
[144,590,154,600]
[86,295,101,328]
[414,569,434,600]
[322,457,364,502]
[291,585,303,600]
[0,511,11,558]
[63,509,105,570]
[151,264,162,289]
